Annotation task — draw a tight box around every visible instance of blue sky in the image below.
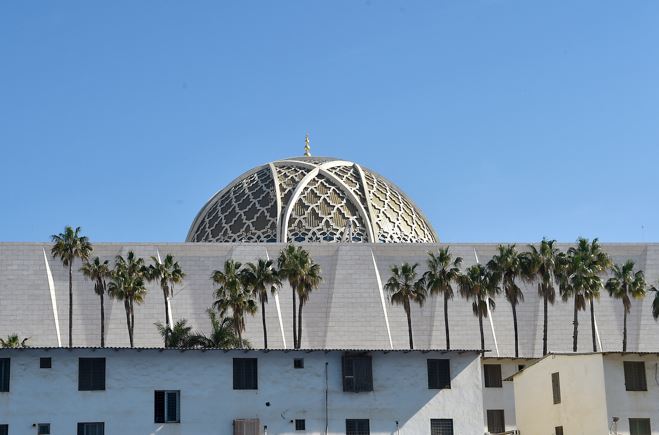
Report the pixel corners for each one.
[1,1,658,243]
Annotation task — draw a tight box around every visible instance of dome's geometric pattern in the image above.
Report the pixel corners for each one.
[187,157,438,243]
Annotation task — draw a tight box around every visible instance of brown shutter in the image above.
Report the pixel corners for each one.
[552,372,561,404]
[154,391,165,423]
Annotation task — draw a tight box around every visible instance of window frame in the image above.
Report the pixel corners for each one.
[486,409,505,434]
[345,418,370,435]
[37,423,50,435]
[0,424,7,435]
[484,364,503,388]
[78,357,106,391]
[40,357,52,369]
[342,353,373,393]
[427,359,451,390]
[555,426,564,435]
[430,418,454,435]
[0,358,9,392]
[154,390,181,423]
[629,418,651,435]
[293,358,304,369]
[551,372,561,404]
[295,419,306,430]
[624,361,648,392]
[77,422,105,435]
[233,358,258,390]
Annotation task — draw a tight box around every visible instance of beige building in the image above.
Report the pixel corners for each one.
[512,352,659,435]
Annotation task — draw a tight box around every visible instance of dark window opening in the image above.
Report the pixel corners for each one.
[233,358,258,390]
[40,357,52,369]
[77,422,105,435]
[342,354,373,392]
[294,358,304,369]
[0,424,7,435]
[37,424,50,435]
[552,372,561,404]
[518,364,525,371]
[486,409,505,433]
[0,359,9,392]
[555,426,564,435]
[629,418,651,435]
[346,419,370,435]
[624,361,647,391]
[484,364,502,388]
[431,418,454,435]
[295,419,305,430]
[78,358,105,391]
[154,390,180,423]
[427,359,451,389]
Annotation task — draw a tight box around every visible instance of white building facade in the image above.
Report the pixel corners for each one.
[0,348,483,435]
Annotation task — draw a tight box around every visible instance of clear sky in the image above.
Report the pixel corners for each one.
[1,1,658,243]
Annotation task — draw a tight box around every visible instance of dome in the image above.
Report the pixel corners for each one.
[186,156,438,243]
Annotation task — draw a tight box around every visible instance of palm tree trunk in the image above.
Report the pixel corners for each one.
[542,291,548,356]
[124,299,132,348]
[100,293,105,348]
[261,298,268,349]
[512,302,519,358]
[130,299,135,348]
[572,298,579,352]
[443,293,450,350]
[623,308,627,352]
[164,291,171,330]
[297,302,303,349]
[590,298,597,352]
[68,263,73,348]
[405,302,414,350]
[292,287,297,349]
[478,301,485,355]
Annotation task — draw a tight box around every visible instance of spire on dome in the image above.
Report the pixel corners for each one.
[304,134,311,157]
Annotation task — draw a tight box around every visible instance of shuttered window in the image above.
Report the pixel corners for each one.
[77,422,105,435]
[624,361,647,391]
[40,358,52,369]
[484,364,502,388]
[430,418,454,435]
[233,358,258,390]
[552,372,561,404]
[486,409,505,433]
[37,424,50,435]
[295,419,305,430]
[555,426,564,435]
[233,419,260,435]
[427,359,451,389]
[346,419,370,435]
[154,390,180,423]
[78,358,105,391]
[0,424,7,435]
[629,418,651,435]
[342,354,373,392]
[0,359,9,392]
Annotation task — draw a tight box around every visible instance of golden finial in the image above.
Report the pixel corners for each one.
[304,134,311,157]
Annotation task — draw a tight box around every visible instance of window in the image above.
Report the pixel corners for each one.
[430,418,454,435]
[346,419,370,435]
[234,419,260,435]
[295,419,305,430]
[486,409,505,433]
[427,359,451,389]
[518,364,525,371]
[0,424,7,435]
[78,358,105,391]
[77,422,105,435]
[552,372,561,404]
[555,426,564,435]
[294,358,304,369]
[40,357,52,369]
[342,354,373,392]
[37,424,50,435]
[0,359,9,392]
[154,390,180,423]
[624,361,647,391]
[630,418,651,435]
[233,358,258,390]
[484,364,502,388]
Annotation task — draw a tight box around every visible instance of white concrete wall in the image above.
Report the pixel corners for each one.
[514,354,609,435]
[0,349,483,435]
[603,354,659,434]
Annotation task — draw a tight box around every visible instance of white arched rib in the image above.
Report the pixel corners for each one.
[268,163,283,242]
[280,167,321,242]
[43,249,62,347]
[371,250,394,349]
[354,163,378,240]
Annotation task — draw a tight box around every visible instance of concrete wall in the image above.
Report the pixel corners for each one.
[0,349,483,435]
[514,354,609,435]
[1,242,658,357]
[603,354,659,434]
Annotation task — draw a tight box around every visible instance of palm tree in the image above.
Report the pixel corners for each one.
[155,319,194,348]
[278,245,322,349]
[241,259,281,349]
[605,261,647,351]
[148,254,186,340]
[488,245,525,357]
[458,264,497,354]
[424,248,462,350]
[108,251,148,348]
[0,334,29,348]
[384,263,426,349]
[80,257,111,347]
[521,239,562,355]
[51,226,93,347]
[193,309,247,349]
[651,282,659,321]
[212,260,257,345]
[560,238,611,352]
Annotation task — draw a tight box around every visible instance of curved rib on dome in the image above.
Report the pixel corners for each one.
[186,156,438,243]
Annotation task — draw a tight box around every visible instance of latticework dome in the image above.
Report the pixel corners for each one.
[186,156,438,243]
